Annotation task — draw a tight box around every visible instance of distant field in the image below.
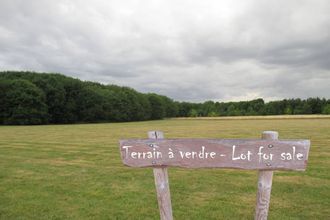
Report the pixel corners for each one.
[0,116,329,219]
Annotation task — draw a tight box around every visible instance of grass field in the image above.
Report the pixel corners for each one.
[0,117,329,219]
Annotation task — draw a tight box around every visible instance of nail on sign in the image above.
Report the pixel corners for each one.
[119,139,310,170]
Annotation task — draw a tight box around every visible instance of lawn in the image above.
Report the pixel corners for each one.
[0,117,329,219]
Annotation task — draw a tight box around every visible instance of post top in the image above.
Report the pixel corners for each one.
[262,131,278,134]
[262,131,279,140]
[148,131,164,139]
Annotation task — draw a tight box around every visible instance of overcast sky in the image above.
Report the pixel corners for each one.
[0,0,329,102]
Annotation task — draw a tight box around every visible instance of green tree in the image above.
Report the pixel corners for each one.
[201,101,216,116]
[189,109,198,117]
[284,107,293,115]
[306,98,322,114]
[60,78,83,123]
[177,102,197,117]
[76,86,107,122]
[159,96,178,118]
[0,80,10,123]
[2,79,48,125]
[322,104,330,114]
[227,104,241,116]
[207,111,218,117]
[147,94,166,120]
[32,75,66,123]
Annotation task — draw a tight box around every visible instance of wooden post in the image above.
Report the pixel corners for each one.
[255,131,278,220]
[148,131,173,220]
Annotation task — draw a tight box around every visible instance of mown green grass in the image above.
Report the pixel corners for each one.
[0,117,329,219]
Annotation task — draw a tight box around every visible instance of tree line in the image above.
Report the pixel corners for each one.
[178,98,330,117]
[0,71,329,125]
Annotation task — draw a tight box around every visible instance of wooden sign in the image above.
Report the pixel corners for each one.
[119,131,311,220]
[120,138,310,171]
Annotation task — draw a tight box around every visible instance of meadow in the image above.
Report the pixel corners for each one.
[0,117,329,219]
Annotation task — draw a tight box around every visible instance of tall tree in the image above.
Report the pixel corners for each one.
[147,94,166,120]
[1,79,48,125]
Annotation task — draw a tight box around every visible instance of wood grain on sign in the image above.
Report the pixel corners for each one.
[119,139,310,170]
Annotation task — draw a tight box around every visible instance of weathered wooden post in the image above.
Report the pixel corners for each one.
[148,131,173,220]
[255,131,278,220]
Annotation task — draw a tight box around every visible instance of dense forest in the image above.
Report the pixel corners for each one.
[1,71,329,125]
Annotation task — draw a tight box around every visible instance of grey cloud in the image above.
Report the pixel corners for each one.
[0,0,329,102]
